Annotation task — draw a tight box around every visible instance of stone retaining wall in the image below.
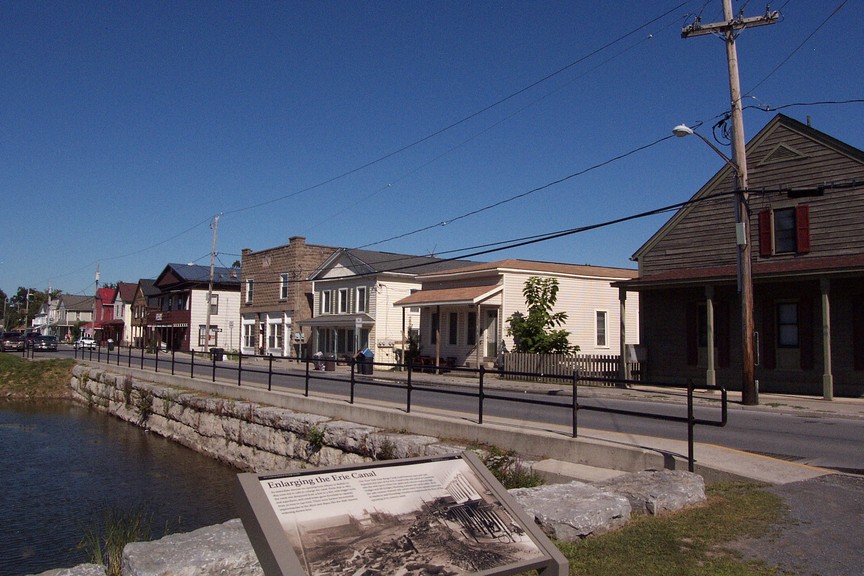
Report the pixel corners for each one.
[70,365,463,473]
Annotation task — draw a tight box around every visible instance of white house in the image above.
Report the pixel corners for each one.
[300,249,476,365]
[394,259,640,368]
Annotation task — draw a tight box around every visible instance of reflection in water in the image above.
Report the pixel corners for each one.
[0,401,239,576]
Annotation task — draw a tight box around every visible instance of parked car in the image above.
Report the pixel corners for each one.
[33,335,58,351]
[2,332,25,352]
[74,337,97,350]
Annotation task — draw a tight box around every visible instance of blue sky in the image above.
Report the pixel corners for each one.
[2,1,862,297]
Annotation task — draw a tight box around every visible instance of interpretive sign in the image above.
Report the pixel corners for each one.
[235,452,567,576]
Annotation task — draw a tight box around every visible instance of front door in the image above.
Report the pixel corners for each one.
[485,310,498,358]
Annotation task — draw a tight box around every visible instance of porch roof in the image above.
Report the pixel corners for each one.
[298,313,375,328]
[393,284,502,307]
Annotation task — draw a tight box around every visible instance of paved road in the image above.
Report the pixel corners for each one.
[736,474,864,576]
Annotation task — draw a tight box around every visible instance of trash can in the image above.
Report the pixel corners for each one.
[107,339,115,351]
[359,348,374,375]
[325,354,336,371]
[210,347,224,361]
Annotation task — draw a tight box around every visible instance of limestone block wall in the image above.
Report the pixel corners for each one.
[69,365,458,473]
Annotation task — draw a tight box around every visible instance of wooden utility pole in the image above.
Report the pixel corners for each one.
[205,214,219,353]
[682,1,778,406]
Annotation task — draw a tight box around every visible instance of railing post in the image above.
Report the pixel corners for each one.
[349,358,356,404]
[237,351,243,386]
[478,365,485,425]
[572,370,579,438]
[154,347,159,373]
[304,355,310,397]
[140,346,144,370]
[171,349,176,375]
[127,345,132,368]
[97,345,101,363]
[268,354,273,392]
[116,345,121,366]
[687,379,695,473]
[211,350,217,383]
[190,350,195,379]
[406,361,413,413]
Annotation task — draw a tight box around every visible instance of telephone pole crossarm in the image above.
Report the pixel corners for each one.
[682,9,779,38]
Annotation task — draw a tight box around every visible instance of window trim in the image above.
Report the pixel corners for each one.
[337,288,349,314]
[321,290,332,314]
[245,279,254,304]
[356,286,367,313]
[279,273,290,300]
[595,309,609,348]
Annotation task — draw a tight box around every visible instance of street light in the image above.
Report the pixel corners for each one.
[673,123,758,405]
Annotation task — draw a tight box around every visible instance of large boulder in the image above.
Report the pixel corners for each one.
[596,470,706,515]
[510,481,631,540]
[121,519,262,576]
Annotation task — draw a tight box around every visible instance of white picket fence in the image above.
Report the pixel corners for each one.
[501,352,642,385]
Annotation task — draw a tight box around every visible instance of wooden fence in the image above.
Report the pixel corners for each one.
[501,352,642,385]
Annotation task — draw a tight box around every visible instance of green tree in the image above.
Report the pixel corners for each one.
[506,277,577,354]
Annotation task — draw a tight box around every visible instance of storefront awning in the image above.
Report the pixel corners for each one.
[393,284,502,308]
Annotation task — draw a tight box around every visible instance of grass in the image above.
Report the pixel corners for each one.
[0,353,76,399]
[556,482,788,576]
[78,506,154,576]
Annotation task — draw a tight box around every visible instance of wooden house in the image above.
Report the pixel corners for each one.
[619,114,864,397]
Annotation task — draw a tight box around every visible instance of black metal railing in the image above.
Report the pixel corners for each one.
[69,344,727,472]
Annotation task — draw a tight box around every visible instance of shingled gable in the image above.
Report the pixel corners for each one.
[630,113,864,278]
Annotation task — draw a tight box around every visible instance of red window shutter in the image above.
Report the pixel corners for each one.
[686,303,698,367]
[799,298,814,370]
[761,299,776,370]
[796,204,811,254]
[758,210,773,257]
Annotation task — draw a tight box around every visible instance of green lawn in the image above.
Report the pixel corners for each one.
[556,482,787,576]
[0,353,76,399]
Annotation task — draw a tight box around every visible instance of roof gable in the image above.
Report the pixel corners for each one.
[632,114,864,263]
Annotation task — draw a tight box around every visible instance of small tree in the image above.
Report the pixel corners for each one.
[506,277,577,354]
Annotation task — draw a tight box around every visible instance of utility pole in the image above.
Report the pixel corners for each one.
[682,1,778,406]
[205,214,220,353]
[93,265,100,340]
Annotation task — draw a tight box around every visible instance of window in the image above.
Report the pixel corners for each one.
[321,290,332,314]
[243,322,256,348]
[356,286,367,313]
[777,302,799,348]
[280,273,289,300]
[268,321,283,349]
[759,205,810,256]
[338,288,349,314]
[245,279,254,304]
[209,294,219,315]
[466,312,477,346]
[596,310,608,347]
[448,312,459,345]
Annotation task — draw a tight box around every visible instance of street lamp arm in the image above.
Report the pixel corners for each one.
[672,124,740,176]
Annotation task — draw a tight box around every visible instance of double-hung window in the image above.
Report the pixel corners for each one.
[338,288,349,314]
[356,286,367,313]
[279,273,289,300]
[777,302,799,348]
[321,290,332,314]
[759,205,810,256]
[595,310,608,348]
[245,280,254,304]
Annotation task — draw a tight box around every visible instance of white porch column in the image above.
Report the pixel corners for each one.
[618,287,629,382]
[821,278,834,400]
[706,285,716,388]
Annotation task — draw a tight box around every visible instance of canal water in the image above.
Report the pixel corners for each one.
[0,400,241,576]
